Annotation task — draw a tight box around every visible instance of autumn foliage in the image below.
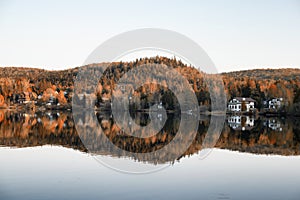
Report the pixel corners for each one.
[0,57,299,114]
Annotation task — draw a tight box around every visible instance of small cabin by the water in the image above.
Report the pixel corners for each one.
[46,95,57,106]
[263,98,283,111]
[228,97,256,113]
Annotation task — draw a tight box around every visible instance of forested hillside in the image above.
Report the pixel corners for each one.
[0,57,299,114]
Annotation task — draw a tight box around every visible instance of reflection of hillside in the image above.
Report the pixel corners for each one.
[0,110,86,152]
[73,111,199,164]
[0,110,300,164]
[217,118,299,156]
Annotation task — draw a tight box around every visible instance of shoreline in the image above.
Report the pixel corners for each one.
[0,106,299,117]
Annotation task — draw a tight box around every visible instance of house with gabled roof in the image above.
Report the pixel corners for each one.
[263,98,284,111]
[228,97,256,113]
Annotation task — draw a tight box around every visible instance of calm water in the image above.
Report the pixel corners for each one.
[0,110,300,200]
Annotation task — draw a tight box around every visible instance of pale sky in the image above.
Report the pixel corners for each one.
[0,0,299,72]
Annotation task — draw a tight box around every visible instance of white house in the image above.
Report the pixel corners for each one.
[263,98,283,111]
[228,97,256,112]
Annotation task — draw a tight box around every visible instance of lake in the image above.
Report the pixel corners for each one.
[0,110,299,200]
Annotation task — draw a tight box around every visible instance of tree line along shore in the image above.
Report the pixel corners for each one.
[0,57,300,116]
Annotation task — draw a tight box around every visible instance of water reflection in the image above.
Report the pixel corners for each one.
[264,118,283,131]
[0,110,299,164]
[227,115,255,131]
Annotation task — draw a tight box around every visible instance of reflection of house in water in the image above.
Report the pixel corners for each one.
[227,115,255,131]
[150,101,163,111]
[228,97,256,113]
[263,118,283,131]
[157,113,163,121]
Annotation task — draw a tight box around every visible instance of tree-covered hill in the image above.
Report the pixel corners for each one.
[0,57,299,114]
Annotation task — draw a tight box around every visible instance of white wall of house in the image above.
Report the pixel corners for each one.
[228,98,241,111]
[228,98,255,112]
[228,103,241,112]
[268,98,282,109]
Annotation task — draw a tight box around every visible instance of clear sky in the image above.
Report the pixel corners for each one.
[0,0,299,72]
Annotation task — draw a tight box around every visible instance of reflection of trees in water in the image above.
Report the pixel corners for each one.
[0,110,86,152]
[220,117,300,155]
[0,110,300,164]
[73,111,198,164]
[96,112,180,153]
